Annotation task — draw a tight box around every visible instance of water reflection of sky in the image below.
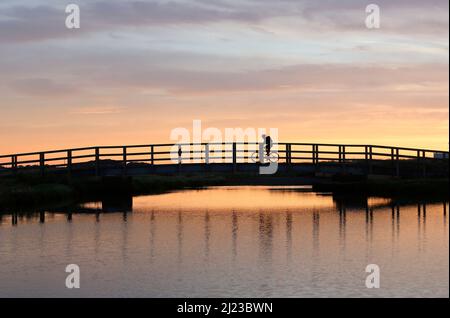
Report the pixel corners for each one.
[0,186,448,297]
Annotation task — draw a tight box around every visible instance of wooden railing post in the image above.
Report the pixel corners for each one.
[95,147,100,177]
[341,145,346,172]
[315,145,320,165]
[287,144,291,165]
[205,144,210,164]
[416,150,421,177]
[422,150,426,178]
[223,143,227,162]
[39,153,45,177]
[67,150,72,178]
[11,155,17,175]
[150,145,154,165]
[291,144,294,164]
[178,145,182,174]
[342,146,346,162]
[391,148,395,176]
[395,148,400,177]
[2,141,448,181]
[123,146,127,176]
[232,142,237,173]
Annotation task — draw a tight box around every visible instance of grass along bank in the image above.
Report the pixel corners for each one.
[0,174,226,208]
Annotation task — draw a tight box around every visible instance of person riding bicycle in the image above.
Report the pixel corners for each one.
[264,135,273,157]
[250,135,277,163]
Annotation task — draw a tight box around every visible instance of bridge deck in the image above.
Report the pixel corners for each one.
[0,142,448,178]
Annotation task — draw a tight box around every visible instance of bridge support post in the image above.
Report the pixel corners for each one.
[39,153,45,177]
[39,210,45,223]
[368,146,373,175]
[12,213,18,226]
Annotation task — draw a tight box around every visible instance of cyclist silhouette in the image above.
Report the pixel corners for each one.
[250,135,278,163]
[264,135,273,156]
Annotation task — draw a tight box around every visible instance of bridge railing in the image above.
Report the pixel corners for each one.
[0,142,448,177]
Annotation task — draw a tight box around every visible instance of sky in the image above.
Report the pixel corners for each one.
[0,0,448,154]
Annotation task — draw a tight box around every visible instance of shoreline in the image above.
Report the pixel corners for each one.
[0,173,448,210]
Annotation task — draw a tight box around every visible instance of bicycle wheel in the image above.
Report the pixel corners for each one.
[268,152,279,163]
[250,152,259,163]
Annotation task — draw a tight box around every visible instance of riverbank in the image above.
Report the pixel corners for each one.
[0,173,448,209]
[0,174,226,208]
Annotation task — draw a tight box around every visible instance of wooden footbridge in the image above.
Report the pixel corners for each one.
[0,142,448,178]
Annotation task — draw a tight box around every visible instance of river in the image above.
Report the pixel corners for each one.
[0,186,448,297]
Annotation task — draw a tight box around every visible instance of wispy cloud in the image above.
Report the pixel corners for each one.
[9,78,80,96]
[0,0,448,43]
[69,106,124,115]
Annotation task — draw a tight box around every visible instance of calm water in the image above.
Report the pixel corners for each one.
[0,186,448,298]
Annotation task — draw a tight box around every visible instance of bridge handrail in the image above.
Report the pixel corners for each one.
[1,142,448,159]
[1,141,448,180]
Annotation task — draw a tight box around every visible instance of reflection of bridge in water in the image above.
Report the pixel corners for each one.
[2,194,448,298]
[1,142,448,178]
[3,200,448,276]
[3,197,448,278]
[5,198,448,251]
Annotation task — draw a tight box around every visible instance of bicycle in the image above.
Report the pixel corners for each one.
[250,151,279,163]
